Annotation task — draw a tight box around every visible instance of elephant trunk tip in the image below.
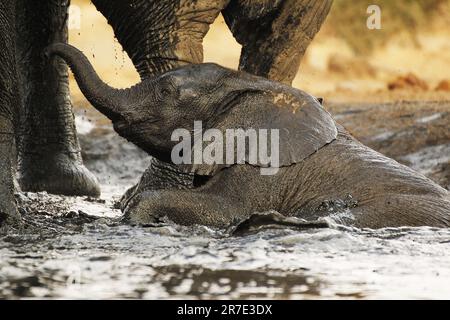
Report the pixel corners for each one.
[42,43,134,123]
[43,43,74,62]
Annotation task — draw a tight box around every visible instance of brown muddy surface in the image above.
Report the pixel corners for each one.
[1,99,449,299]
[329,100,450,190]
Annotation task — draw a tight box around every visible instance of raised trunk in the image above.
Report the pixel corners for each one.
[45,44,135,123]
[16,0,100,197]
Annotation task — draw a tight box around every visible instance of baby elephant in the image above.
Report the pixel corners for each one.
[45,44,450,229]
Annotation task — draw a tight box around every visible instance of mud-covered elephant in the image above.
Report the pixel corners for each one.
[12,0,331,198]
[0,0,20,229]
[90,0,333,196]
[47,43,450,229]
[1,0,332,228]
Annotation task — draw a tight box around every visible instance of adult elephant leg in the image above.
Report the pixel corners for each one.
[223,0,333,84]
[0,117,19,229]
[92,0,228,197]
[92,0,229,78]
[16,0,100,197]
[0,0,21,229]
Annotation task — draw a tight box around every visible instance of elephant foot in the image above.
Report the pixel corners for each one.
[18,153,100,197]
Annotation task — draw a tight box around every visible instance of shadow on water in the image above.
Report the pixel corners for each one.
[154,266,321,299]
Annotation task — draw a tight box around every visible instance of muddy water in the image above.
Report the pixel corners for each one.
[2,209,450,299]
[2,216,450,299]
[1,101,449,299]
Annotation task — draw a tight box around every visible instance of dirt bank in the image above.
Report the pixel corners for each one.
[328,100,450,190]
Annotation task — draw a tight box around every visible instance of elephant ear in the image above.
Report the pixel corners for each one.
[178,90,338,176]
[264,93,338,167]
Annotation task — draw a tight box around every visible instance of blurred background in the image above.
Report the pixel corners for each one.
[69,0,450,103]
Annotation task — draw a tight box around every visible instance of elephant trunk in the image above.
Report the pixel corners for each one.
[44,43,139,122]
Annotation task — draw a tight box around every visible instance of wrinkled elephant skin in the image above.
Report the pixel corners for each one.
[47,44,450,229]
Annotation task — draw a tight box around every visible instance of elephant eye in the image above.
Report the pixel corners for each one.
[157,83,176,98]
[157,77,178,98]
[161,87,172,96]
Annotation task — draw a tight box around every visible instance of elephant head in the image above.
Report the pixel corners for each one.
[45,43,337,175]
